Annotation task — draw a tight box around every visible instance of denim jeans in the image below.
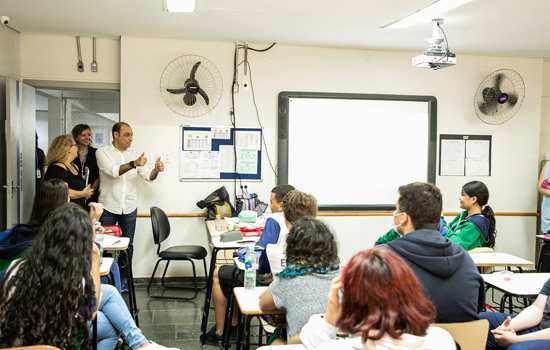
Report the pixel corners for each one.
[96,284,147,350]
[480,311,550,350]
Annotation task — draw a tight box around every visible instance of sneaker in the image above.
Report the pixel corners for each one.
[139,341,179,350]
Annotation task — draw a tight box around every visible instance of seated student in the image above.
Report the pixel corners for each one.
[260,217,340,343]
[441,180,496,250]
[374,181,496,251]
[480,279,550,350]
[299,247,456,350]
[0,179,120,289]
[0,204,177,350]
[266,189,320,274]
[207,187,315,344]
[382,182,484,323]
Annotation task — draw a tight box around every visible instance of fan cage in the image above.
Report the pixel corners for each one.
[160,54,223,118]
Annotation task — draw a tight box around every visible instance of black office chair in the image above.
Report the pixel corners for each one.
[147,206,208,300]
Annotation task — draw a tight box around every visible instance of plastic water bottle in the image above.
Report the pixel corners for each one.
[244,244,256,290]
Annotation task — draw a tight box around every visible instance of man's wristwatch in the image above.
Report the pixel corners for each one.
[129,160,136,169]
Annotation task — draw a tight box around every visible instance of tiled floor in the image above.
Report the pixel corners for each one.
[135,285,216,349]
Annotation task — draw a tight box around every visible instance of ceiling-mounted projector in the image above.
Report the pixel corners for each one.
[412,18,456,70]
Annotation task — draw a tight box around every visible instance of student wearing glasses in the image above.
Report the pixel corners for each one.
[44,134,94,210]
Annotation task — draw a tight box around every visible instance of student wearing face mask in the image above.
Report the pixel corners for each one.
[375,182,484,323]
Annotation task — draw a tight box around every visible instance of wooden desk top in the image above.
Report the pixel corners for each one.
[100,234,130,251]
[482,273,550,296]
[469,252,534,268]
[233,287,285,316]
[100,257,114,276]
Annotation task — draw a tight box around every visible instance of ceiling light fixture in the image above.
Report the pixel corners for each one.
[382,0,473,29]
[165,0,196,13]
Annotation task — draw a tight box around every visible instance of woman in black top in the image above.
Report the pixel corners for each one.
[72,124,100,203]
[44,135,93,210]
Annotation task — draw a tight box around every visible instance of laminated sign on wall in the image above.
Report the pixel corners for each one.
[179,126,262,180]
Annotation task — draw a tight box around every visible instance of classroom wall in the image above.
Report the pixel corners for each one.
[120,36,543,277]
[0,28,20,78]
[540,61,550,160]
[20,33,120,83]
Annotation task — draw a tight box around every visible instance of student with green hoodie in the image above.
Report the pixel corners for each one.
[375,181,496,251]
[440,181,496,250]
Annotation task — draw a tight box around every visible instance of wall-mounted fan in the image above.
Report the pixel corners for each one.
[160,54,222,118]
[474,69,525,125]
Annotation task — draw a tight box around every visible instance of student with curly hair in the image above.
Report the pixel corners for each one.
[300,247,456,349]
[260,217,340,342]
[0,203,178,350]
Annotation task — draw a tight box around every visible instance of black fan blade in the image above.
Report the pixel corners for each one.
[197,87,210,105]
[479,102,496,116]
[190,61,201,80]
[508,93,518,106]
[494,73,504,91]
[166,88,187,94]
[183,92,197,106]
[482,87,497,104]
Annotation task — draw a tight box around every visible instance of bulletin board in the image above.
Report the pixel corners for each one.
[179,126,262,180]
[439,134,492,176]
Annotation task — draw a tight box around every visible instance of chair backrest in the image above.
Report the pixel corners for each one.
[433,319,489,350]
[150,207,171,249]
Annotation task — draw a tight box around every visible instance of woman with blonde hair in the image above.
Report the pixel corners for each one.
[44,134,93,209]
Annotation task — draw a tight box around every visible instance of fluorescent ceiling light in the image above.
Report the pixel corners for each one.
[382,0,474,29]
[165,0,196,13]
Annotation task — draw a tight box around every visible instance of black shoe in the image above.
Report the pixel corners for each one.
[203,326,222,346]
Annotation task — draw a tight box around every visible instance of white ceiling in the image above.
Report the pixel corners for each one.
[2,0,550,57]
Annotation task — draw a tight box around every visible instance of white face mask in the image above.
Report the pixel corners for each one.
[392,211,406,235]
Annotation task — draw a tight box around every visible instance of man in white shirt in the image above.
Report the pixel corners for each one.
[96,122,164,264]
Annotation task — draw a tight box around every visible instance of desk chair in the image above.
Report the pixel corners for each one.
[434,319,489,350]
[147,206,208,300]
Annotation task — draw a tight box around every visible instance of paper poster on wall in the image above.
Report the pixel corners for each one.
[180,126,262,181]
[439,134,492,176]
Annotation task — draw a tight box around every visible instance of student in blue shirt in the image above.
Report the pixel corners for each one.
[206,184,295,344]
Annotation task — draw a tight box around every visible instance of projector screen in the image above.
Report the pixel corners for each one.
[278,92,437,210]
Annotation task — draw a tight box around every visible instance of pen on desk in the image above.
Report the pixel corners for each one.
[112,239,121,245]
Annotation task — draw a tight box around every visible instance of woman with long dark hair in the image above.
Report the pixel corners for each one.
[441,180,497,250]
[72,124,100,204]
[0,204,178,350]
[0,179,103,276]
[300,247,456,349]
[0,203,98,349]
[260,217,340,342]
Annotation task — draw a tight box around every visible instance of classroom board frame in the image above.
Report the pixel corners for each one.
[277,91,438,211]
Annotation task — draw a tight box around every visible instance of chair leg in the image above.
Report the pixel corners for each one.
[202,258,208,281]
[147,259,163,295]
[160,260,171,287]
[148,258,200,301]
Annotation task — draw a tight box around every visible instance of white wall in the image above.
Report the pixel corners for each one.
[540,61,550,159]
[0,27,20,78]
[120,36,543,277]
[20,33,120,83]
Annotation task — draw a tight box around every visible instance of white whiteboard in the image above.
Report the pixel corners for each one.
[279,94,436,209]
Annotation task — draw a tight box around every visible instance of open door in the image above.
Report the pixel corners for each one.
[3,79,36,227]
